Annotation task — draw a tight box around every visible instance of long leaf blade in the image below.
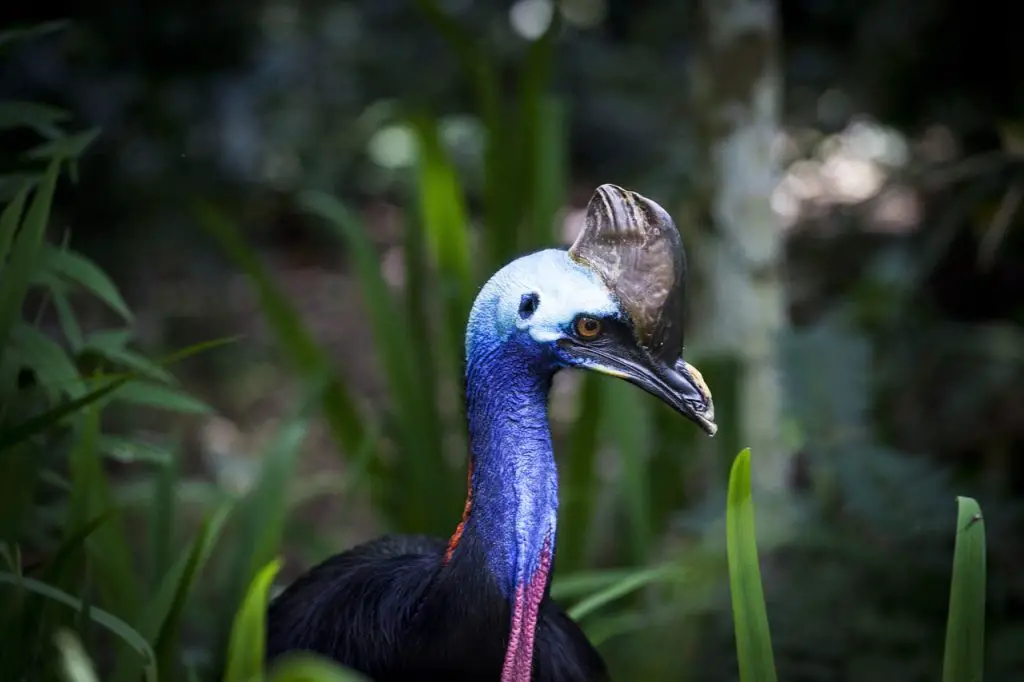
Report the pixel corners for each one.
[942,496,986,682]
[726,448,778,682]
[223,558,281,682]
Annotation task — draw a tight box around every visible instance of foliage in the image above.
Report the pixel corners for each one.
[1,6,1021,682]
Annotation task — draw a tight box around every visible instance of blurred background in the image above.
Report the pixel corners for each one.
[1,0,1022,680]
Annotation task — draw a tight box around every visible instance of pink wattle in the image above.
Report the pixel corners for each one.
[501,539,553,682]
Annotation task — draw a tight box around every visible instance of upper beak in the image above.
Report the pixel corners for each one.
[567,343,717,436]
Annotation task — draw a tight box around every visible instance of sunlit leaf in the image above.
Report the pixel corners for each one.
[54,629,99,682]
[223,558,281,682]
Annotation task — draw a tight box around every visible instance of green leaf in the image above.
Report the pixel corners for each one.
[726,448,778,682]
[25,128,101,162]
[603,380,654,564]
[0,374,130,453]
[0,182,30,263]
[112,503,233,682]
[112,381,212,414]
[558,374,604,572]
[268,653,369,682]
[223,558,281,682]
[231,399,313,599]
[0,571,157,682]
[65,407,140,620]
[40,245,134,321]
[0,158,60,358]
[54,628,100,682]
[299,191,455,534]
[0,441,39,543]
[0,101,72,138]
[98,435,175,464]
[942,496,986,682]
[0,20,70,49]
[196,203,370,467]
[9,321,85,399]
[567,564,676,622]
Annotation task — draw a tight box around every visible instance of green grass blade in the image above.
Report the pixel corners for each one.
[0,337,234,453]
[0,441,39,544]
[54,628,101,682]
[526,95,566,251]
[942,496,987,682]
[299,190,456,533]
[0,182,30,262]
[65,406,140,620]
[603,381,654,564]
[0,571,157,682]
[410,116,473,310]
[223,558,281,682]
[10,321,86,400]
[0,158,60,358]
[39,244,133,321]
[558,374,604,573]
[197,203,371,470]
[113,502,233,682]
[726,448,778,682]
[567,565,675,622]
[268,653,369,682]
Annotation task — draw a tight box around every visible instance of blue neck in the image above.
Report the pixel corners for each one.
[460,333,559,598]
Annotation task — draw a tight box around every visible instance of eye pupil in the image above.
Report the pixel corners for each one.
[575,316,602,339]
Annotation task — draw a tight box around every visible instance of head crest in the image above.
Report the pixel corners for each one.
[568,184,687,363]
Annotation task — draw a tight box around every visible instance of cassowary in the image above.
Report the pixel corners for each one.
[266,184,717,682]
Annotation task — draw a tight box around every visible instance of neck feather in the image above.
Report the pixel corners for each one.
[454,336,559,594]
[446,327,560,682]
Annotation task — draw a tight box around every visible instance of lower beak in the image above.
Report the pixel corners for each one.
[573,345,717,436]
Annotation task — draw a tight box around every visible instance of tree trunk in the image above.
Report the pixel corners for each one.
[690,0,789,497]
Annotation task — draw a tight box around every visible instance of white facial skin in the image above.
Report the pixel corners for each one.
[466,249,621,351]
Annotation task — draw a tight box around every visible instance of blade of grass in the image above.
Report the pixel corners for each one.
[196,204,374,482]
[0,158,60,359]
[299,191,456,533]
[0,571,157,682]
[112,502,233,682]
[39,244,133,322]
[558,373,604,573]
[567,564,676,622]
[603,380,654,564]
[942,496,986,682]
[726,447,778,682]
[409,115,474,364]
[223,558,281,682]
[0,337,235,453]
[65,406,139,621]
[0,182,30,262]
[54,628,100,682]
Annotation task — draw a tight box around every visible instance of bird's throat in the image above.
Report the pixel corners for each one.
[451,339,560,681]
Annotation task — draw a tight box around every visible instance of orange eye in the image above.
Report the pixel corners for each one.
[574,316,602,339]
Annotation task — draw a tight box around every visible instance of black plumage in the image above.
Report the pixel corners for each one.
[266,532,609,682]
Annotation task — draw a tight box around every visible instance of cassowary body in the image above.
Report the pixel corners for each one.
[266,185,717,682]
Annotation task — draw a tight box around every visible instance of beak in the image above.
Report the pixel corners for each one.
[565,342,717,436]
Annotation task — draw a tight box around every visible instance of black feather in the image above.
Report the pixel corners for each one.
[266,532,609,682]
